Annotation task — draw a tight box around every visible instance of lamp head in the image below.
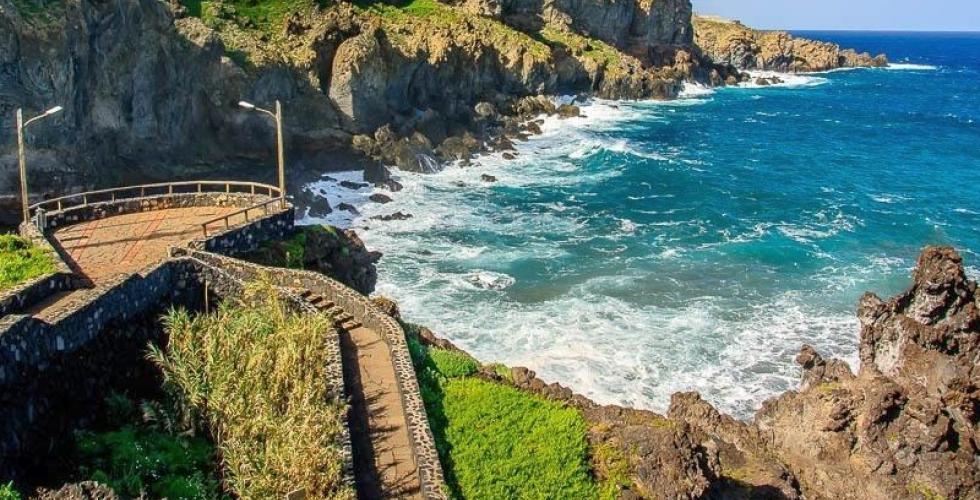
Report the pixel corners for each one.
[44,106,63,116]
[238,101,256,110]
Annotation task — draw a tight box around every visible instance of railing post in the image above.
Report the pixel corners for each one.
[226,183,230,193]
[82,194,87,206]
[57,200,62,211]
[198,183,202,193]
[168,184,173,195]
[251,184,256,195]
[202,224,208,237]
[141,187,145,198]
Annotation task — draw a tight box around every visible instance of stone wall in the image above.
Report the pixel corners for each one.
[0,259,203,480]
[174,249,449,499]
[37,191,275,231]
[0,224,77,318]
[192,205,295,257]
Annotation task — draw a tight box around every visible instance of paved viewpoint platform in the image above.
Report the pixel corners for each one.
[52,206,238,284]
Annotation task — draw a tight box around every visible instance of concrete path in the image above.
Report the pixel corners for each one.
[341,325,423,499]
[52,206,238,285]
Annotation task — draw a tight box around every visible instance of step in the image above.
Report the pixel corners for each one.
[299,290,314,299]
[340,320,362,330]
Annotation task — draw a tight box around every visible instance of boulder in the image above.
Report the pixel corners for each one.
[369,193,393,204]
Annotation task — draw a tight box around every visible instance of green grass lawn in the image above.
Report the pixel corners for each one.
[0,235,57,292]
[407,330,598,499]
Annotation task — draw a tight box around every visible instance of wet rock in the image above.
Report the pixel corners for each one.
[339,180,369,190]
[370,211,413,221]
[502,152,516,160]
[371,295,401,319]
[363,162,403,192]
[337,202,359,214]
[245,226,380,294]
[557,103,582,118]
[480,174,497,183]
[369,193,393,204]
[755,77,771,86]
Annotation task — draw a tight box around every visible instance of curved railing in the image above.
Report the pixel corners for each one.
[30,181,282,218]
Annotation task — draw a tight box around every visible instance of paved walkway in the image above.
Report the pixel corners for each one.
[52,207,238,284]
[341,325,423,499]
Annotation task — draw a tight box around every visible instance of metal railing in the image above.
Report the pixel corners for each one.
[29,180,282,217]
[200,197,285,237]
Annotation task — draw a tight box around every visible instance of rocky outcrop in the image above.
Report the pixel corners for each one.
[245,225,380,294]
[755,246,979,499]
[694,16,888,72]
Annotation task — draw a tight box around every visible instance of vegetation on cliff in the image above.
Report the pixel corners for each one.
[150,283,352,499]
[0,235,56,292]
[405,327,600,498]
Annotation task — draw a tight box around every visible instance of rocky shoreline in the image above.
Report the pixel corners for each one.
[1,0,886,217]
[374,246,979,499]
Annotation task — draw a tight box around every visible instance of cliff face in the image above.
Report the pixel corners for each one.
[694,15,888,72]
[0,0,701,204]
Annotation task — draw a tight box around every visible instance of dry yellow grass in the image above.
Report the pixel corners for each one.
[151,282,353,499]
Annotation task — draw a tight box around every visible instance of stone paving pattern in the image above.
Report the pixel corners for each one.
[53,206,238,284]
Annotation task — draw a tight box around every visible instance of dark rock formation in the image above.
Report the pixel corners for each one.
[755,246,979,499]
[245,225,380,294]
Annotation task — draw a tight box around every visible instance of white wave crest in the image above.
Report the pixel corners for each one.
[885,63,938,71]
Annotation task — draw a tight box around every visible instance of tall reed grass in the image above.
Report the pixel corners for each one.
[150,283,352,499]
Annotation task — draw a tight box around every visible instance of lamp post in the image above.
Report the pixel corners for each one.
[239,100,286,208]
[16,105,63,225]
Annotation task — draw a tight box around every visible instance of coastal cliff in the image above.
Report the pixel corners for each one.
[694,15,889,72]
[0,0,710,206]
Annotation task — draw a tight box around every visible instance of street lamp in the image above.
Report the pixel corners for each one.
[17,105,63,224]
[239,100,286,208]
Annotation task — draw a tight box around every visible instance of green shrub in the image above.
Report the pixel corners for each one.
[150,283,353,499]
[75,426,222,499]
[0,482,20,500]
[408,335,597,498]
[0,235,56,291]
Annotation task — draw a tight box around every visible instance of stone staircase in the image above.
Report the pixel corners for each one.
[297,289,363,331]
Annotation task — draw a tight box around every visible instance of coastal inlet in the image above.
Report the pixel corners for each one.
[300,32,980,419]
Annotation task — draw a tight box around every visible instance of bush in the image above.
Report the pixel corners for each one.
[409,336,597,499]
[75,426,222,499]
[0,482,20,500]
[150,283,353,499]
[0,234,56,291]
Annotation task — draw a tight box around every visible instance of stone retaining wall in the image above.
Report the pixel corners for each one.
[191,206,295,257]
[174,249,449,500]
[0,259,202,480]
[0,224,78,318]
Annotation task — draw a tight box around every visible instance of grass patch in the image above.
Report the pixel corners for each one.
[179,0,322,33]
[150,282,352,499]
[539,26,622,67]
[408,334,597,499]
[355,0,550,59]
[0,235,57,292]
[8,0,64,23]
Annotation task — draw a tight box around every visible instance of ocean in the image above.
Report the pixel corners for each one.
[302,32,980,418]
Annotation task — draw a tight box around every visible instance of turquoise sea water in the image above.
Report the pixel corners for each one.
[305,32,980,418]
